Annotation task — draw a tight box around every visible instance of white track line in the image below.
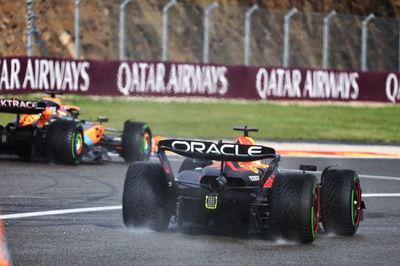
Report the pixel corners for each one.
[2,193,400,220]
[1,173,399,220]
[281,168,400,181]
[360,175,400,181]
[363,193,400,197]
[0,206,121,220]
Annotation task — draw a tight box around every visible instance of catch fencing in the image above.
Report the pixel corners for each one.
[1,0,399,72]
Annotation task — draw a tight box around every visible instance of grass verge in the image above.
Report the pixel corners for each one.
[1,94,399,143]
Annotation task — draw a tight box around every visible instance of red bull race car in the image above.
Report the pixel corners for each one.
[0,92,152,165]
[122,126,364,243]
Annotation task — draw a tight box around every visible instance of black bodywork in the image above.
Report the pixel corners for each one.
[157,137,281,233]
[0,99,56,160]
[123,127,365,243]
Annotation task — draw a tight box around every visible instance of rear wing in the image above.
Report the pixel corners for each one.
[158,139,276,162]
[157,138,277,187]
[0,98,46,114]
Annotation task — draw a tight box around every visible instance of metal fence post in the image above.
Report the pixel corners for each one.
[162,0,176,61]
[322,10,336,69]
[361,13,374,71]
[203,2,218,64]
[27,0,34,56]
[244,5,258,66]
[119,0,132,61]
[74,0,82,59]
[282,8,298,67]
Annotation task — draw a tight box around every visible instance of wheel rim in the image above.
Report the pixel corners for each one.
[142,132,151,155]
[73,132,83,157]
[351,178,362,227]
[311,184,321,238]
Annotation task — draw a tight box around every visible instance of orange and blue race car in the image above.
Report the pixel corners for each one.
[122,126,365,244]
[0,92,152,165]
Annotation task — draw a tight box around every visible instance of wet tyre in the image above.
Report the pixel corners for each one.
[121,121,152,163]
[178,158,213,173]
[270,173,320,243]
[122,161,170,232]
[47,119,83,165]
[321,169,362,236]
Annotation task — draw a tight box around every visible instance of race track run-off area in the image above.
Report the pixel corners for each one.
[0,152,400,265]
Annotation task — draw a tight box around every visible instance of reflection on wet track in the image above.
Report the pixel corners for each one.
[1,156,400,265]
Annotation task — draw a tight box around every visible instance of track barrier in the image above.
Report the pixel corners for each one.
[0,56,399,103]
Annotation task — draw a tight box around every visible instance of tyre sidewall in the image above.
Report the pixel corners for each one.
[47,119,83,165]
[121,121,152,163]
[270,173,319,243]
[122,161,170,231]
[321,169,360,235]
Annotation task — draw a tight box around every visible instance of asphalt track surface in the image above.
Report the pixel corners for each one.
[1,155,400,265]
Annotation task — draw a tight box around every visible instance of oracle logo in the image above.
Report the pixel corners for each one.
[170,140,262,156]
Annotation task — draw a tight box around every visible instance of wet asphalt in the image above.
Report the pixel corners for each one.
[0,156,399,265]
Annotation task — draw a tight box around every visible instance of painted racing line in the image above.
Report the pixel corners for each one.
[0,173,399,221]
[0,206,122,220]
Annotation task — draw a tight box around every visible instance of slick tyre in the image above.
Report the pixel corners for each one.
[270,173,320,243]
[121,121,152,163]
[178,158,213,173]
[122,161,170,232]
[47,119,83,165]
[321,169,362,236]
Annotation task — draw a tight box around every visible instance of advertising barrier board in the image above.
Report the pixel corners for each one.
[0,56,399,103]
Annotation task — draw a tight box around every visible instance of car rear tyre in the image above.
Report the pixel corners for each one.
[122,161,170,232]
[321,169,362,236]
[121,121,152,163]
[270,173,320,243]
[47,119,83,165]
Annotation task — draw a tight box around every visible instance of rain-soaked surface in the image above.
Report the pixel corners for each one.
[1,156,400,265]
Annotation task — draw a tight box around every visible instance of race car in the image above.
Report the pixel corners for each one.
[122,126,365,243]
[0,92,152,165]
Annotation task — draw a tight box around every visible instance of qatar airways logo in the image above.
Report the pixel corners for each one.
[0,58,90,92]
[117,62,228,96]
[385,73,400,103]
[255,68,359,100]
[171,140,263,156]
